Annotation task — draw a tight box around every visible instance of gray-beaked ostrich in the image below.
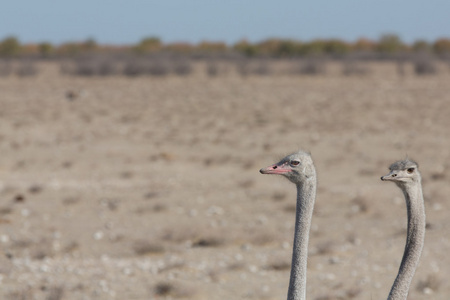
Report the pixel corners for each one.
[381,159,426,300]
[260,150,316,300]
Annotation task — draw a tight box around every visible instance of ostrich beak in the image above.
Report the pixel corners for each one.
[260,163,291,175]
[381,170,398,181]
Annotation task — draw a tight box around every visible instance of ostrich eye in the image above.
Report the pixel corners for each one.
[407,168,414,174]
[290,160,300,166]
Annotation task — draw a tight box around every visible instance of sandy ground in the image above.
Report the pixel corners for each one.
[0,61,449,299]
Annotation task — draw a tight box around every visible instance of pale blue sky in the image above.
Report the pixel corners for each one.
[1,1,449,45]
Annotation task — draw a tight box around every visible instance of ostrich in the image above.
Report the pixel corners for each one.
[260,150,316,300]
[381,159,426,300]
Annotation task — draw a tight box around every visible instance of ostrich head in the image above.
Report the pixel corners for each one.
[381,159,421,187]
[260,150,315,184]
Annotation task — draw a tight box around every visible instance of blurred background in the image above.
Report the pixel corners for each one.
[0,1,449,299]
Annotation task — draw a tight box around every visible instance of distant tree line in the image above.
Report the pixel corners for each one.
[1,34,450,58]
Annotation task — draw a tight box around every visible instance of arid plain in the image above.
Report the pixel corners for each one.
[0,61,449,299]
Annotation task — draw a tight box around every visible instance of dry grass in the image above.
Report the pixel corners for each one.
[0,61,449,299]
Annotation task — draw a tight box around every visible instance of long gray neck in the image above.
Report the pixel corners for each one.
[388,182,426,300]
[287,177,316,300]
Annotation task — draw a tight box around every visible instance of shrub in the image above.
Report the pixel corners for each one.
[97,58,120,76]
[0,36,21,57]
[342,60,369,76]
[233,40,258,57]
[134,37,161,54]
[433,38,450,56]
[291,58,326,75]
[123,58,145,76]
[413,55,437,75]
[38,42,53,57]
[376,34,406,54]
[147,58,170,76]
[16,61,39,77]
[353,38,377,52]
[299,40,326,56]
[205,60,220,77]
[72,58,98,76]
[0,60,13,77]
[412,40,431,53]
[324,39,351,55]
[172,59,192,76]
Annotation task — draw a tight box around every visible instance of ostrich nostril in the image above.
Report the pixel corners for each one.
[392,174,396,177]
[273,166,277,169]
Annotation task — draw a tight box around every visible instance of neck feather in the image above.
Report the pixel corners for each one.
[388,182,426,300]
[287,177,316,300]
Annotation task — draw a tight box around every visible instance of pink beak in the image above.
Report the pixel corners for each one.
[260,163,292,175]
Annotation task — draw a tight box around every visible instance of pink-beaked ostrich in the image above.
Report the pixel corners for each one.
[260,150,316,300]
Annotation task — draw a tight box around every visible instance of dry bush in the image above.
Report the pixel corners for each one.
[31,240,54,260]
[62,196,80,206]
[0,60,13,77]
[272,191,287,202]
[417,274,442,294]
[241,159,255,169]
[172,59,193,76]
[234,58,274,76]
[154,282,173,296]
[14,194,25,203]
[248,231,278,246]
[206,60,220,77]
[283,203,296,213]
[119,170,133,179]
[64,56,120,76]
[341,60,369,76]
[153,281,197,298]
[143,191,159,199]
[62,240,79,254]
[290,58,327,75]
[122,59,145,76]
[147,59,171,76]
[152,203,167,212]
[132,239,165,255]
[265,258,291,271]
[237,179,255,189]
[252,59,273,75]
[100,198,120,211]
[97,59,120,76]
[413,55,437,75]
[122,57,171,77]
[162,226,229,248]
[192,235,225,248]
[71,58,98,76]
[430,170,446,181]
[344,287,362,299]
[227,261,246,271]
[6,288,32,300]
[313,241,335,255]
[28,184,43,194]
[134,203,167,214]
[45,285,65,300]
[316,287,362,300]
[0,206,13,215]
[350,196,370,214]
[235,58,251,76]
[16,61,38,77]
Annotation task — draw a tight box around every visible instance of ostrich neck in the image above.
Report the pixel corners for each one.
[287,178,316,300]
[388,182,426,300]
